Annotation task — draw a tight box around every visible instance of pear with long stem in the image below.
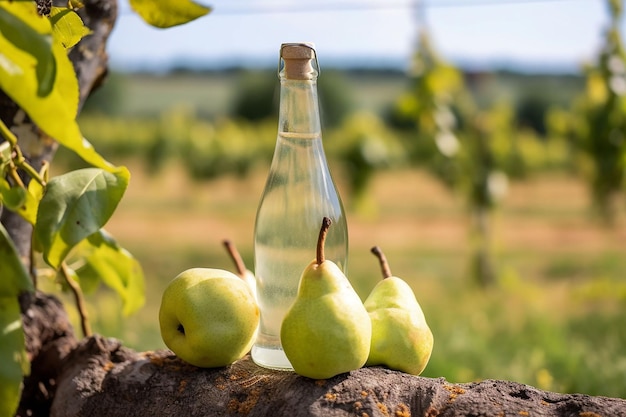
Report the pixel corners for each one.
[281,217,371,379]
[364,246,434,375]
[223,239,257,299]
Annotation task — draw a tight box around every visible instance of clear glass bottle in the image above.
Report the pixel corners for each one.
[252,43,348,370]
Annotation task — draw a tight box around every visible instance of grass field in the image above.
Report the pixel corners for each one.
[48,158,626,399]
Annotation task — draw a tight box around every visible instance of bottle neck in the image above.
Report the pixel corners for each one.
[278,77,321,137]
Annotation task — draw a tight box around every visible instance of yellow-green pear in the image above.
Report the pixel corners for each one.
[281,217,371,379]
[223,239,257,300]
[364,246,434,375]
[159,267,259,368]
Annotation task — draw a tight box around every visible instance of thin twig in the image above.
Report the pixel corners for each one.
[60,262,92,338]
[0,118,47,187]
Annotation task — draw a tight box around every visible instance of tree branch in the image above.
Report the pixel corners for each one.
[49,334,626,417]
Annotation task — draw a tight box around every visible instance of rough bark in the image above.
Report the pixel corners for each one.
[17,292,77,417]
[17,293,626,416]
[44,333,626,417]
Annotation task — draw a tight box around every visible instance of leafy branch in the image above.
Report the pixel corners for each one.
[0,0,210,415]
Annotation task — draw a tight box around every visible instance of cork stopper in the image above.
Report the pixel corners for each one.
[280,43,317,80]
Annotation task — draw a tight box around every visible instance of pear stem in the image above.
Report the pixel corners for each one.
[223,239,247,278]
[317,217,332,265]
[371,246,392,279]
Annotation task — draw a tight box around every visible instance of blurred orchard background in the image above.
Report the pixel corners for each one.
[48,0,626,398]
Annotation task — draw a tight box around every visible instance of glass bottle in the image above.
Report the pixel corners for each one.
[252,43,348,370]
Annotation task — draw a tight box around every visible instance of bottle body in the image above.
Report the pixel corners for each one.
[252,45,348,370]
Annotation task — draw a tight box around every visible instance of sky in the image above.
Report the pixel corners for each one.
[106,0,625,73]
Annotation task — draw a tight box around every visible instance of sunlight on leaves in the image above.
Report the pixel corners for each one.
[0,2,56,97]
[19,178,45,225]
[35,168,130,269]
[49,7,91,49]
[0,297,29,417]
[0,226,32,417]
[0,179,26,212]
[0,224,34,298]
[75,230,146,316]
[129,0,210,28]
[0,2,124,173]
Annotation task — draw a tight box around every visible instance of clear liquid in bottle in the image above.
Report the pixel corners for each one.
[252,118,347,368]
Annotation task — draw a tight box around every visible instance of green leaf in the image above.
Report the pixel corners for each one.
[75,230,145,315]
[0,177,43,225]
[0,224,32,415]
[0,2,56,96]
[129,0,210,28]
[35,167,130,269]
[0,2,123,173]
[20,177,44,225]
[0,223,34,297]
[49,7,92,49]
[0,296,29,417]
[0,179,26,212]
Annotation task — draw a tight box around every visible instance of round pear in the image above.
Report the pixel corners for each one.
[159,267,259,368]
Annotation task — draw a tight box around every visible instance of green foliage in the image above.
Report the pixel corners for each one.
[228,69,355,128]
[0,1,210,412]
[327,112,406,212]
[230,70,278,121]
[515,92,550,135]
[0,296,29,417]
[80,72,127,116]
[49,6,91,49]
[560,2,626,222]
[34,167,130,269]
[180,117,275,180]
[0,225,33,417]
[0,224,34,299]
[422,273,626,398]
[0,2,79,134]
[71,230,145,316]
[129,0,210,28]
[317,70,355,129]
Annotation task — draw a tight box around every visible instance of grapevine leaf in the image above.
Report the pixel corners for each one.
[49,7,91,49]
[0,296,29,417]
[75,230,145,315]
[35,167,130,269]
[129,0,210,28]
[0,2,123,173]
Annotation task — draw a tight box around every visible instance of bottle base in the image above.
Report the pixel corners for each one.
[251,345,294,371]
